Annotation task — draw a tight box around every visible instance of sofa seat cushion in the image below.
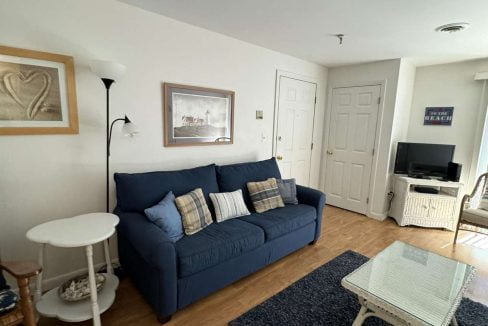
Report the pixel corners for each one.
[175,219,265,277]
[239,204,316,241]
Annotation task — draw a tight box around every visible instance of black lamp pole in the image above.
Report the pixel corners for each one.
[101,77,134,213]
[101,78,114,213]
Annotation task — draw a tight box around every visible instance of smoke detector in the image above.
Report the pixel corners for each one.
[435,22,470,33]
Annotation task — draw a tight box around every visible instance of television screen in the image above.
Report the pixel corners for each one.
[394,142,455,177]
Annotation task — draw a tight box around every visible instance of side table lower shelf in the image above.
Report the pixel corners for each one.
[36,274,119,323]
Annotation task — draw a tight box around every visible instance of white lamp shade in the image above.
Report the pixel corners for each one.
[90,60,126,81]
[121,121,139,137]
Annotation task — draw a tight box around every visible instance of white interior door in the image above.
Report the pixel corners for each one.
[275,76,317,186]
[325,85,380,214]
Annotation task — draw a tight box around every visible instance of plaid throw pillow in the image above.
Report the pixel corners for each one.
[247,178,285,213]
[175,188,213,235]
[210,189,250,222]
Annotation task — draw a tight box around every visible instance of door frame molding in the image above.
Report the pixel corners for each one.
[273,70,319,186]
[322,80,386,218]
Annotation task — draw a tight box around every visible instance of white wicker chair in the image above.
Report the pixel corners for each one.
[454,172,488,243]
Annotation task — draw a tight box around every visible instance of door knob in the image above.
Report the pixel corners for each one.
[277,136,282,141]
[276,155,283,160]
[326,150,333,155]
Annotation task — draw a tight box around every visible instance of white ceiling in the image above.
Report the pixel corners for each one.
[120,0,488,67]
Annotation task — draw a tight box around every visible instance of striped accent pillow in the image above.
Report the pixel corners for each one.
[175,188,213,235]
[247,178,285,213]
[210,189,251,222]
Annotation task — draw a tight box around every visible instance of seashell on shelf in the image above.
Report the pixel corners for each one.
[58,273,106,302]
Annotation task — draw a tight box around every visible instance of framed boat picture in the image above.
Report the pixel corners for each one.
[163,82,234,147]
[0,45,78,135]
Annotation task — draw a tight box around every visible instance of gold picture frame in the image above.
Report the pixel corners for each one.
[0,45,79,135]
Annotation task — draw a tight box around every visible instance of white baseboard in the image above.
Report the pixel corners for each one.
[11,258,120,294]
[42,258,120,291]
[367,211,388,221]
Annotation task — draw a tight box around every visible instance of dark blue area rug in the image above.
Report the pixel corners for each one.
[229,251,488,326]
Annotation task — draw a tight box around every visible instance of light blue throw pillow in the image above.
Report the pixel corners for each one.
[144,191,184,242]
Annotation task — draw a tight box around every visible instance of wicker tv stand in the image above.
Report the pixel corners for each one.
[389,175,463,231]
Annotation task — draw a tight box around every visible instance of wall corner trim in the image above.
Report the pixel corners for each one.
[367,211,388,221]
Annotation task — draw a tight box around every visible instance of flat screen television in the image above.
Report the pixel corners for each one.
[394,142,455,178]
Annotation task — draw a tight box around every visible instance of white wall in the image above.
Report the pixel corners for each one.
[476,106,488,179]
[0,0,327,285]
[324,59,401,219]
[388,59,416,186]
[407,58,488,188]
[391,60,416,149]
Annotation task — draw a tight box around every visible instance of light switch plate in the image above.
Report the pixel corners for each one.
[256,110,263,120]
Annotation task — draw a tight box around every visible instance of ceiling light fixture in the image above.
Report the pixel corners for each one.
[435,22,470,33]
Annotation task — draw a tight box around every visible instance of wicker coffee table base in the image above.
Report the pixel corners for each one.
[341,242,475,326]
[352,297,458,326]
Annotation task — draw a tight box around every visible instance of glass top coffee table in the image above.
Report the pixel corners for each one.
[341,241,475,326]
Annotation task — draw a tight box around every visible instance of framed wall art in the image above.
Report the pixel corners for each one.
[0,45,78,135]
[163,83,234,147]
[424,107,453,126]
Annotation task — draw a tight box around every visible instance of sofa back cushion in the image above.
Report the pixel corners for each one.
[216,158,281,208]
[115,164,219,212]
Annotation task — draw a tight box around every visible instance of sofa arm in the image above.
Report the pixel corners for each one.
[116,210,176,269]
[115,209,177,318]
[296,185,326,241]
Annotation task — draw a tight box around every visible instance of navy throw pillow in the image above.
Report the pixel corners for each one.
[144,191,184,242]
[277,178,299,205]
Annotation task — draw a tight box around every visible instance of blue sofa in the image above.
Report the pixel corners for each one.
[114,158,325,323]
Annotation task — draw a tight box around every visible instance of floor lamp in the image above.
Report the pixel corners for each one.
[90,60,138,213]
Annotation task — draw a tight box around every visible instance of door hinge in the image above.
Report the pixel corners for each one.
[315,97,317,104]
[377,97,381,104]
[372,148,375,156]
[311,143,314,150]
[366,197,369,204]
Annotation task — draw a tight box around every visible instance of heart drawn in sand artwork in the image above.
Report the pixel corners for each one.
[2,70,52,120]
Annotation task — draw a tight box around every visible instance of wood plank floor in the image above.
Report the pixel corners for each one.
[40,206,488,326]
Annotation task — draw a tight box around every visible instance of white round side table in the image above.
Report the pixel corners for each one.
[26,213,119,326]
